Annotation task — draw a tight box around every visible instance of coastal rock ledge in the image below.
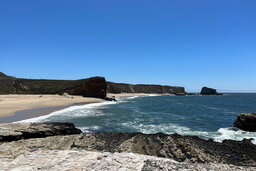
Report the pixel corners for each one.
[234,113,256,132]
[0,123,256,170]
[0,122,82,142]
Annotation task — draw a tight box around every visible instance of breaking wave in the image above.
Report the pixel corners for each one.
[18,94,256,144]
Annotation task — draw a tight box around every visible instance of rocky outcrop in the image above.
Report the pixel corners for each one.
[107,82,186,95]
[1,150,254,171]
[234,113,256,132]
[0,122,81,142]
[200,87,222,95]
[0,72,107,98]
[71,77,107,98]
[0,72,16,94]
[1,123,256,166]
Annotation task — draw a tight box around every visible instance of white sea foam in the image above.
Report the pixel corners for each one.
[122,122,256,144]
[126,96,139,99]
[121,122,212,138]
[148,94,161,97]
[17,100,116,123]
[17,95,140,123]
[80,126,101,133]
[214,127,256,144]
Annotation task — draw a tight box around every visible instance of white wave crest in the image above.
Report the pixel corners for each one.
[121,122,211,137]
[214,127,256,144]
[79,126,101,133]
[17,101,116,123]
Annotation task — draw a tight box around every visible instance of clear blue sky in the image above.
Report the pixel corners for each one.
[1,1,256,92]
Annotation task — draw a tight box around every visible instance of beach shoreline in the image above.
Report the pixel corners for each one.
[0,93,153,123]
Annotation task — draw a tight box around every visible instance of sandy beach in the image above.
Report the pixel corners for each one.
[0,94,102,118]
[0,93,152,123]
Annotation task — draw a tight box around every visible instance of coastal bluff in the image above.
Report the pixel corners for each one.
[0,72,107,98]
[0,122,256,170]
[0,72,186,97]
[107,82,186,95]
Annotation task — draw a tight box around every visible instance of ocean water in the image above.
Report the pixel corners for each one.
[21,93,256,143]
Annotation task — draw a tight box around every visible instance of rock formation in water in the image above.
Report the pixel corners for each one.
[200,87,222,95]
[1,123,256,167]
[234,113,256,132]
[107,82,186,95]
[0,72,107,98]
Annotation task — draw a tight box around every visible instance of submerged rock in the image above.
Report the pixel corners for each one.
[234,113,256,132]
[200,87,222,95]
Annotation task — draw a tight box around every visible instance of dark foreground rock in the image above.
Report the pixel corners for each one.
[0,122,82,142]
[234,113,256,132]
[1,123,256,166]
[200,87,222,95]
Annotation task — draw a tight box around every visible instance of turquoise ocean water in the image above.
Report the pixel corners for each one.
[21,93,256,143]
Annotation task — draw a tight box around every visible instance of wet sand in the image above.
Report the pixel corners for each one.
[0,93,153,123]
[0,102,100,123]
[0,94,102,118]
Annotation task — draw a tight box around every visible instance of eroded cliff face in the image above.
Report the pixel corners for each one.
[0,72,107,98]
[107,82,186,95]
[0,72,186,97]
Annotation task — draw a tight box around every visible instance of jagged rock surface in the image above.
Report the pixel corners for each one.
[234,113,256,132]
[107,82,186,95]
[1,150,254,171]
[0,122,81,142]
[1,132,256,166]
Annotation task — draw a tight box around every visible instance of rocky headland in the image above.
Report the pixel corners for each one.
[0,122,256,170]
[0,72,107,98]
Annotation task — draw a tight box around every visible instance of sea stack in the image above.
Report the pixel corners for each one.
[200,87,222,95]
[234,113,256,132]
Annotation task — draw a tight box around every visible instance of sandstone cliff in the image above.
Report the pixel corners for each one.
[107,82,186,95]
[0,72,186,97]
[0,72,107,98]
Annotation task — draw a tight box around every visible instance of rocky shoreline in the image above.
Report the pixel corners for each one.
[1,122,256,170]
